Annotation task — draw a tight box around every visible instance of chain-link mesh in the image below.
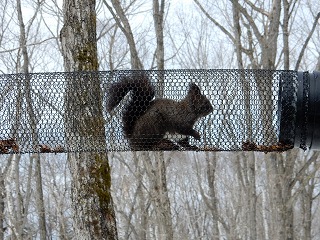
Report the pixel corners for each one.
[0,69,298,154]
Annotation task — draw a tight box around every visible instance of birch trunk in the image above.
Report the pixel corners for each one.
[235,153,257,240]
[204,152,221,239]
[17,0,47,239]
[0,175,4,240]
[153,0,165,71]
[266,152,295,239]
[60,0,117,239]
[143,152,174,240]
[34,155,47,240]
[151,2,174,238]
[247,154,257,240]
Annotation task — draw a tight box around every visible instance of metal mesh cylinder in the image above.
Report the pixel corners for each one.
[0,69,318,154]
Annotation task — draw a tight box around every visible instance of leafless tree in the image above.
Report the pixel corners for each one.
[16,0,47,239]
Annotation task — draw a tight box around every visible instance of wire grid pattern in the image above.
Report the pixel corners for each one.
[0,69,297,153]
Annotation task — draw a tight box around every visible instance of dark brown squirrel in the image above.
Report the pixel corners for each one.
[106,73,213,150]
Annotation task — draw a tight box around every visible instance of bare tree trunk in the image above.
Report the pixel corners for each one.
[153,0,165,71]
[0,154,13,240]
[247,153,257,240]
[297,152,320,240]
[156,152,174,240]
[7,155,24,239]
[232,0,243,69]
[0,175,5,240]
[301,179,313,240]
[235,153,257,240]
[16,0,47,239]
[204,152,220,239]
[151,2,174,238]
[34,155,47,240]
[267,151,295,240]
[282,0,290,69]
[132,153,149,240]
[143,152,174,240]
[60,0,117,239]
[262,0,281,69]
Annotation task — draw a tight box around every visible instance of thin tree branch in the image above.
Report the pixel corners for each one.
[0,37,57,54]
[289,151,320,190]
[102,0,143,69]
[243,0,269,17]
[229,0,264,46]
[295,12,320,70]
[194,0,236,44]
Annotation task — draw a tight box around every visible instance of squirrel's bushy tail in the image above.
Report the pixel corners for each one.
[106,73,155,137]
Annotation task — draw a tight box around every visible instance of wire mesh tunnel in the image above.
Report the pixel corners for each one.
[0,69,319,154]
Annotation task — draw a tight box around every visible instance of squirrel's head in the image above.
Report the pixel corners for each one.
[188,83,213,116]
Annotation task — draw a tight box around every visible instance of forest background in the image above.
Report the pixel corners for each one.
[0,0,320,239]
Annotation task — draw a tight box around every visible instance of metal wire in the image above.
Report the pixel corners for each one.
[0,69,298,154]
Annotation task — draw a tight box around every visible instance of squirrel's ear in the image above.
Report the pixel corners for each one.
[188,83,201,95]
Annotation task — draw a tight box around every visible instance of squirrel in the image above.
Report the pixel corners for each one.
[106,72,213,150]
